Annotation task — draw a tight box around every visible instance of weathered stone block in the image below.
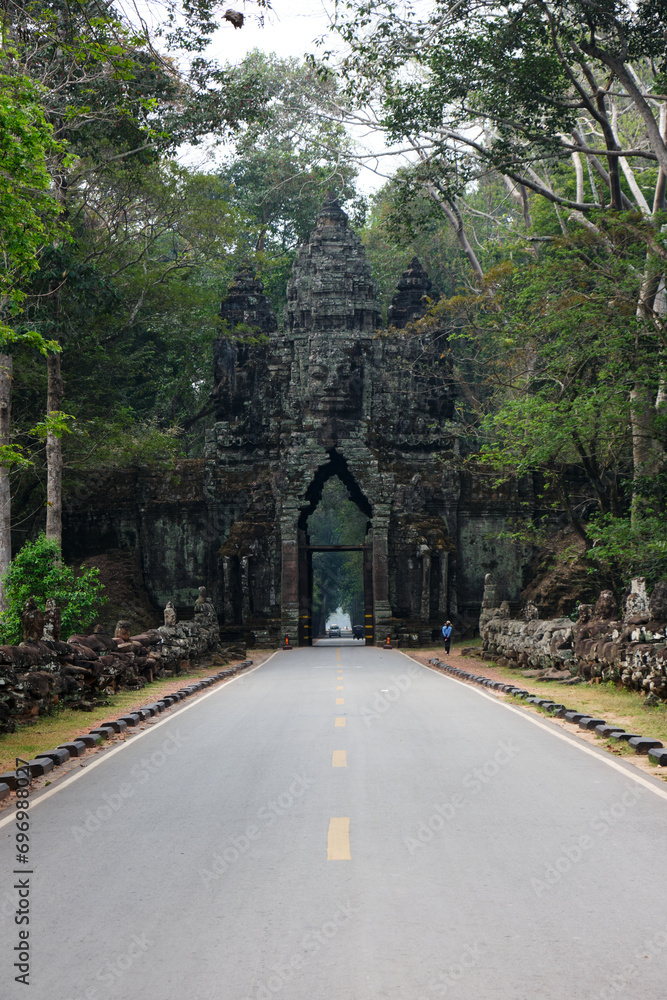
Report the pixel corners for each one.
[57,741,88,757]
[75,735,101,747]
[101,719,128,733]
[578,717,607,730]
[117,714,141,726]
[628,737,663,754]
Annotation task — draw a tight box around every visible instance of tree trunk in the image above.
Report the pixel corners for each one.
[425,184,485,286]
[46,347,63,547]
[0,354,12,608]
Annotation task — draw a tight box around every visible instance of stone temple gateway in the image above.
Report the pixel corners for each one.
[64,198,543,645]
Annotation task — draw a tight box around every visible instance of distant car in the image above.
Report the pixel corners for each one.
[352,625,364,640]
[328,624,341,638]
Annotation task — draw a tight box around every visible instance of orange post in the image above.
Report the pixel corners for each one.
[283,634,293,650]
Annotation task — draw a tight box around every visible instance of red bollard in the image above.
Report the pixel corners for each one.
[384,634,393,649]
[283,634,293,650]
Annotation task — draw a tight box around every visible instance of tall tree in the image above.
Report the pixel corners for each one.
[3,0,268,545]
[0,67,63,599]
[219,51,363,310]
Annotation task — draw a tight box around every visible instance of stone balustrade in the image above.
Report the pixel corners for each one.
[480,575,667,703]
[0,593,240,734]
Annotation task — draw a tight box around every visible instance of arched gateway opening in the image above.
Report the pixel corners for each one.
[297,454,374,646]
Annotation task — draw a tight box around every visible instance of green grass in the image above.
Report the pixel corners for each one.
[0,661,230,774]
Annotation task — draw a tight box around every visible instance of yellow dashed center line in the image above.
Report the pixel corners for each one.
[327,817,351,859]
[336,697,344,705]
[337,685,344,690]
[335,717,346,727]
[332,750,347,768]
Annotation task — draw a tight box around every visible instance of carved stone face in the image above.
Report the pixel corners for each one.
[594,590,618,620]
[114,621,131,641]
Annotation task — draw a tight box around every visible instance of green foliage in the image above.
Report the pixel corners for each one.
[425,217,667,542]
[587,512,667,589]
[0,445,32,471]
[9,162,244,479]
[0,534,106,644]
[0,68,66,337]
[32,411,74,440]
[67,416,185,469]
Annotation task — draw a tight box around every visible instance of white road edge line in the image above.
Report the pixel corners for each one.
[0,653,276,829]
[399,651,667,803]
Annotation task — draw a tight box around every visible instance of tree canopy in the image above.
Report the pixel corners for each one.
[1,0,665,595]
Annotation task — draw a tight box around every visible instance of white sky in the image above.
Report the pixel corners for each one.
[178,0,408,193]
[209,0,336,61]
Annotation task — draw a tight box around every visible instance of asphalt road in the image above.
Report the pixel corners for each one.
[2,644,667,1000]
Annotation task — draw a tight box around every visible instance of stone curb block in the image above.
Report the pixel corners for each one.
[57,741,88,757]
[0,772,19,790]
[89,727,115,740]
[76,735,101,747]
[36,748,70,766]
[27,758,53,777]
[596,724,625,737]
[578,718,607,731]
[628,737,664,754]
[117,714,141,727]
[609,732,642,743]
[648,748,667,765]
[0,782,9,801]
[100,719,127,733]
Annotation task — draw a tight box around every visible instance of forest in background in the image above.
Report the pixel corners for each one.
[308,478,367,636]
[1,0,666,619]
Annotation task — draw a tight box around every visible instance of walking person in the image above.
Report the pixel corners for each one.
[442,620,453,655]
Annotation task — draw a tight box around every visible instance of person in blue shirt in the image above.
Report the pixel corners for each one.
[442,621,453,654]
